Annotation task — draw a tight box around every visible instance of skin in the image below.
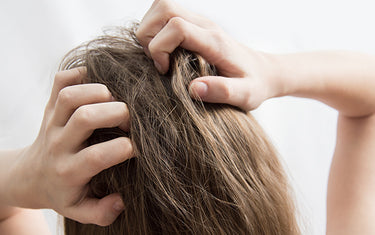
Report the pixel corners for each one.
[0,67,133,234]
[1,0,375,234]
[136,0,375,234]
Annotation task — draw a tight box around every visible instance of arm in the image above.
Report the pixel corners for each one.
[137,1,375,234]
[0,67,133,233]
[274,52,375,234]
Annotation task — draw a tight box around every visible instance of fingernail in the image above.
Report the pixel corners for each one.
[189,82,208,98]
[113,200,125,212]
[154,61,163,74]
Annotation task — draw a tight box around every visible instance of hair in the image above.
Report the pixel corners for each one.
[61,24,300,235]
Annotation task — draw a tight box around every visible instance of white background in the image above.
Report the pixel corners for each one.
[1,0,375,234]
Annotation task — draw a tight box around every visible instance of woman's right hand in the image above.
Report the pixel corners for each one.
[4,67,133,226]
[138,2,375,234]
[136,0,282,111]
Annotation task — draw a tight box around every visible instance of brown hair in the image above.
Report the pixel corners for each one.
[61,24,300,235]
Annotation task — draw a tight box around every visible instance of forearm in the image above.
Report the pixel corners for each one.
[271,51,375,233]
[273,51,375,118]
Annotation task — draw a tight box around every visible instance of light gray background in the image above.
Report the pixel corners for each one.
[1,0,374,234]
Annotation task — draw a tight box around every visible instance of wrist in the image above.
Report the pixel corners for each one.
[11,145,46,209]
[0,148,25,207]
[0,146,43,209]
[263,53,296,98]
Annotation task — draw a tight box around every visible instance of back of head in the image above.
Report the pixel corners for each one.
[61,24,300,235]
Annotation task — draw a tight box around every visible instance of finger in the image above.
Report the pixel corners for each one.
[137,0,214,49]
[189,76,252,111]
[62,102,130,151]
[75,137,133,179]
[137,0,183,48]
[65,193,124,226]
[52,83,113,126]
[148,17,221,74]
[47,67,87,110]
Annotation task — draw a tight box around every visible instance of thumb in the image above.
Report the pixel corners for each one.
[64,193,124,226]
[189,76,250,110]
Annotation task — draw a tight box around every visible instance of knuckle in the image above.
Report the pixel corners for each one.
[158,0,176,16]
[168,17,186,32]
[135,27,146,45]
[135,29,142,40]
[53,71,66,86]
[220,80,233,100]
[93,213,112,227]
[95,84,111,99]
[148,39,159,55]
[57,87,74,106]
[73,106,93,126]
[53,68,83,89]
[54,71,65,82]
[55,162,71,178]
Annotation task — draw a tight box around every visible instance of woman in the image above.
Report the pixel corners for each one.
[60,25,299,234]
[1,0,374,234]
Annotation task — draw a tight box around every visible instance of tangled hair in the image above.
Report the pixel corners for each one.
[61,24,300,235]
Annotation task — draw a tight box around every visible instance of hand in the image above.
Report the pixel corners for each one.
[136,0,282,111]
[8,67,133,226]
